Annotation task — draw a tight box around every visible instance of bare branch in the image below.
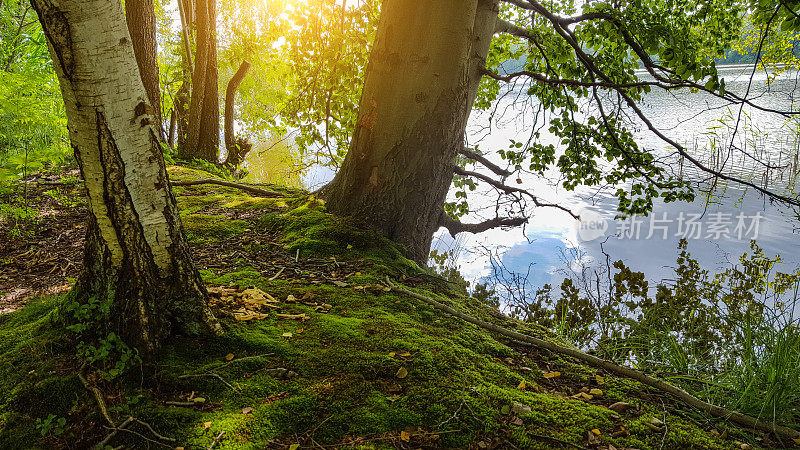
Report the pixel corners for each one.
[439,213,527,236]
[460,147,513,177]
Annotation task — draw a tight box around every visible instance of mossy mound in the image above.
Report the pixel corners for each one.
[0,166,768,449]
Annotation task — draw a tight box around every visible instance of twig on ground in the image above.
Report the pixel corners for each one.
[208,430,225,449]
[105,426,173,448]
[269,267,285,281]
[96,416,134,448]
[165,401,197,407]
[384,277,800,441]
[132,418,175,442]
[178,372,238,391]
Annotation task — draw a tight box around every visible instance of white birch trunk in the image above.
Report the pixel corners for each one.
[32,0,220,357]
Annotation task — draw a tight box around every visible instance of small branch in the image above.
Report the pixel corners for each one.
[439,214,527,237]
[132,418,176,442]
[459,148,513,177]
[96,416,134,448]
[169,179,282,197]
[385,278,800,442]
[454,166,579,219]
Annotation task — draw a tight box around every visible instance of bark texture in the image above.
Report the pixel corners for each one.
[320,0,499,263]
[125,0,162,134]
[32,0,221,357]
[179,0,220,162]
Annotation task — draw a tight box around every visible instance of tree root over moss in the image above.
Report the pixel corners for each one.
[78,365,177,448]
[385,277,800,443]
[169,179,283,197]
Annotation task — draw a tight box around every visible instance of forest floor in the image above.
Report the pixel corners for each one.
[0,166,793,449]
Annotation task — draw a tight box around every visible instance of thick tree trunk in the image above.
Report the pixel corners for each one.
[320,0,498,264]
[32,0,221,358]
[180,0,219,162]
[125,0,162,135]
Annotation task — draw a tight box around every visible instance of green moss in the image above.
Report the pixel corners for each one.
[0,167,759,449]
[182,214,249,242]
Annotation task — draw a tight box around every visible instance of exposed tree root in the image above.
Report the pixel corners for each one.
[169,179,283,197]
[77,366,114,427]
[385,277,800,442]
[79,365,177,448]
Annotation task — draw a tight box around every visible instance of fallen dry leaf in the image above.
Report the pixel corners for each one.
[242,406,254,414]
[225,353,234,361]
[608,402,633,414]
[400,430,411,442]
[203,421,212,429]
[517,380,526,390]
[396,367,408,379]
[543,371,561,379]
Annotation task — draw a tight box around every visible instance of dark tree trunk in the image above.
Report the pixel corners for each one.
[320,0,498,264]
[33,0,221,359]
[125,0,162,135]
[180,0,219,162]
[224,60,251,167]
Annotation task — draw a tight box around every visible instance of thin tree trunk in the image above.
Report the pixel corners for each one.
[125,0,162,135]
[168,107,177,148]
[224,60,251,167]
[32,0,221,358]
[320,0,498,264]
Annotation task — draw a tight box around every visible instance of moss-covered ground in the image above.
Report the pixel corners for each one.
[0,166,780,449]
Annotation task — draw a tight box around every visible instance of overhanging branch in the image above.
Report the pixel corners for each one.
[439,213,527,237]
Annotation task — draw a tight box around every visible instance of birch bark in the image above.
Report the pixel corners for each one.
[32,0,221,357]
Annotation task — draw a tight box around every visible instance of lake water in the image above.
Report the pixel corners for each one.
[300,65,800,293]
[434,64,800,292]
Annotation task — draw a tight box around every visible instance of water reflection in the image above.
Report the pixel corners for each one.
[445,65,800,287]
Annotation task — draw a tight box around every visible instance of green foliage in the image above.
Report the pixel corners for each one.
[35,415,66,437]
[264,0,379,167]
[78,333,141,381]
[62,296,110,334]
[0,2,70,184]
[0,201,39,238]
[491,239,800,429]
